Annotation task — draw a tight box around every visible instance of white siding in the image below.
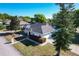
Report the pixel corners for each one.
[24,29,30,35]
[30,31,41,36]
[42,33,52,39]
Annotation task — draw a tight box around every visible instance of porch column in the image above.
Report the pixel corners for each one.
[11,34,15,44]
[11,38,15,44]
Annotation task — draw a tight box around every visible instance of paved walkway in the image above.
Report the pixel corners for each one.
[0,36,22,56]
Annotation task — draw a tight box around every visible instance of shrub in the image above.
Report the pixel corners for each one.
[0,24,5,30]
[38,38,46,43]
[6,25,10,30]
[29,34,46,43]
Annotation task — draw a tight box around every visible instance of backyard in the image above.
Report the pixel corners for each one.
[5,34,78,56]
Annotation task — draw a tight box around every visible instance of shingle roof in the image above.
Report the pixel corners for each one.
[20,21,29,25]
[31,23,54,34]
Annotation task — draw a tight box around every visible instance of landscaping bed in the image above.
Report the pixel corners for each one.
[29,34,46,43]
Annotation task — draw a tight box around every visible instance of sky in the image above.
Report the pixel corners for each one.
[0,3,79,18]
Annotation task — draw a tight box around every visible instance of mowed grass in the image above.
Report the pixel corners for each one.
[5,35,78,56]
[13,42,55,56]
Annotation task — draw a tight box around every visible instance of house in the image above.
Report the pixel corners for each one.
[4,19,11,25]
[0,19,3,24]
[0,19,11,25]
[4,18,29,28]
[0,22,3,24]
[20,20,29,28]
[23,23,55,39]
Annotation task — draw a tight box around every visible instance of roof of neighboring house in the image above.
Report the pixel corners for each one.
[5,20,11,25]
[4,19,29,26]
[30,23,55,35]
[20,21,29,26]
[0,19,2,22]
[0,22,3,24]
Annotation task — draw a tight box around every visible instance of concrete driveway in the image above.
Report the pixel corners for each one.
[0,36,22,56]
[70,44,79,55]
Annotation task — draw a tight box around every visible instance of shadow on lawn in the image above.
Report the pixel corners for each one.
[0,31,23,36]
[0,32,13,36]
[15,36,39,46]
[72,33,79,44]
[4,41,11,44]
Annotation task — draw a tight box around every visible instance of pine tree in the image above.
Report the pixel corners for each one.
[10,16,20,30]
[74,9,79,27]
[53,3,76,56]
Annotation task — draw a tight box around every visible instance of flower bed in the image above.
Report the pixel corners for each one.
[29,34,46,43]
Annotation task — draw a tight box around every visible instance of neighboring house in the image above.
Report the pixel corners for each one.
[0,19,2,24]
[0,19,11,25]
[20,20,29,28]
[0,22,3,24]
[23,23,55,39]
[5,19,11,25]
[4,18,29,28]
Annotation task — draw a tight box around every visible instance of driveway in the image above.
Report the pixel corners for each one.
[70,44,79,55]
[0,36,22,56]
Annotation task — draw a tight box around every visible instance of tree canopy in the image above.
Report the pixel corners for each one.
[0,13,11,20]
[22,16,31,22]
[9,16,20,30]
[74,9,79,27]
[52,3,76,56]
[34,14,46,23]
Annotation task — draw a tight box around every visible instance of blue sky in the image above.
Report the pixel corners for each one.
[0,3,79,18]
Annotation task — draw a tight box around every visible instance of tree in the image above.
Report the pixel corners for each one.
[22,16,31,22]
[74,9,79,27]
[34,14,46,23]
[31,18,36,23]
[0,24,5,30]
[0,13,12,25]
[53,3,76,56]
[10,16,20,30]
[47,18,53,25]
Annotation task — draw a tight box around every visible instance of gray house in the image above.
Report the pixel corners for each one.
[23,23,55,39]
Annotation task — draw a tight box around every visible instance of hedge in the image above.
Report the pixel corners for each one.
[0,24,6,30]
